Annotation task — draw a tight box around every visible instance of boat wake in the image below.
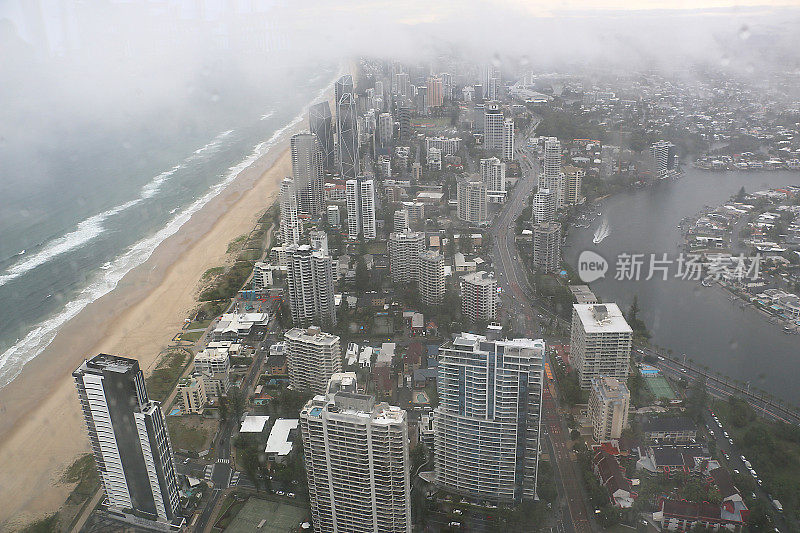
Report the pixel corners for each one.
[593,218,611,244]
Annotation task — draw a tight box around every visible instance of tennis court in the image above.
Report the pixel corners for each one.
[224,498,307,533]
[644,375,676,400]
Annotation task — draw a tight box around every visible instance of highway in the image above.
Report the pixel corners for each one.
[488,122,596,533]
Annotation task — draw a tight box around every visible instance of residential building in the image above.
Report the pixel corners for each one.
[427,76,443,109]
[531,188,556,223]
[388,231,425,283]
[457,180,488,225]
[360,179,377,240]
[193,348,231,398]
[427,146,442,170]
[73,355,180,525]
[563,165,584,205]
[543,138,564,208]
[265,418,300,464]
[411,161,422,182]
[309,101,335,171]
[177,376,207,415]
[285,244,336,327]
[291,132,324,216]
[483,101,504,151]
[285,326,341,394]
[460,271,498,321]
[570,304,633,389]
[345,179,360,239]
[327,205,340,227]
[592,451,634,508]
[503,117,514,161]
[402,201,425,226]
[300,373,411,533]
[650,140,678,178]
[418,250,445,306]
[309,230,329,255]
[393,209,410,232]
[376,112,393,152]
[434,333,544,503]
[588,376,630,442]
[280,177,301,245]
[481,157,506,203]
[532,222,561,273]
[641,416,697,442]
[425,136,462,156]
[398,106,411,140]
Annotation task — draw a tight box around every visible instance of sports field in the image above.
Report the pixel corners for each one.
[644,374,676,400]
[224,498,307,533]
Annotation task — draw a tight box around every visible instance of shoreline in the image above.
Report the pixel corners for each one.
[0,120,301,529]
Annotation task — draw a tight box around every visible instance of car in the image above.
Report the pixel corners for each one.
[453,509,463,515]
[733,469,740,475]
[275,490,285,496]
[729,438,734,445]
[449,522,461,528]
[287,492,296,498]
[182,458,190,464]
[757,478,763,486]
[723,431,730,438]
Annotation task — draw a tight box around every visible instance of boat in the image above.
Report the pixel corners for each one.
[592,218,611,245]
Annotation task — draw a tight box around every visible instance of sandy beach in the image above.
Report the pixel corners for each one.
[0,132,296,529]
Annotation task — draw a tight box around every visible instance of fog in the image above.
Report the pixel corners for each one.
[1,0,799,153]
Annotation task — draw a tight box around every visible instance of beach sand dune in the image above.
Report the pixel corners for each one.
[0,145,291,530]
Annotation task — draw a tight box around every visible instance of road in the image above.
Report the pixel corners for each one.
[487,122,595,533]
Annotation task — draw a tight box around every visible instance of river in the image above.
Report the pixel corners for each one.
[563,169,800,404]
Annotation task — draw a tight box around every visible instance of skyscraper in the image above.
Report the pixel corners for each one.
[588,376,630,442]
[457,179,488,225]
[300,373,411,533]
[375,112,393,153]
[285,244,336,327]
[418,250,445,306]
[388,231,425,283]
[503,117,515,161]
[427,76,443,109]
[460,271,498,321]
[543,138,564,207]
[309,101,335,171]
[345,179,360,239]
[285,326,341,394]
[280,177,301,245]
[359,179,377,240]
[650,140,678,178]
[337,90,359,180]
[291,133,324,216]
[531,187,556,224]
[483,101,504,151]
[393,209,410,233]
[480,157,506,203]
[532,222,562,273]
[73,355,181,524]
[564,166,584,205]
[434,333,544,503]
[398,106,412,141]
[570,304,633,389]
[334,74,354,109]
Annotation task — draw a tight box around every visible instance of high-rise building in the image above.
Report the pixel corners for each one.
[425,136,462,156]
[335,74,354,108]
[73,355,181,524]
[650,140,678,178]
[481,157,506,203]
[177,376,207,415]
[285,244,336,327]
[411,162,422,183]
[532,222,562,273]
[418,250,445,306]
[503,117,515,161]
[376,112,393,153]
[402,201,425,227]
[280,177,301,245]
[193,348,230,398]
[434,333,544,503]
[543,138,562,179]
[327,205,340,227]
[388,231,425,283]
[460,271,498,321]
[291,133,324,216]
[393,209,410,232]
[487,76,501,101]
[588,376,630,442]
[309,230,329,255]
[564,166,584,205]
[483,101,504,151]
[300,373,411,533]
[457,179,488,225]
[570,304,633,389]
[398,106,412,141]
[531,188,556,224]
[345,179,360,239]
[309,101,335,171]
[427,76,443,109]
[285,326,341,394]
[337,92,359,180]
[394,72,410,97]
[359,179,377,240]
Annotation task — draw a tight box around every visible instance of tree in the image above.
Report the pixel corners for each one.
[735,186,747,202]
[227,386,246,424]
[240,446,261,492]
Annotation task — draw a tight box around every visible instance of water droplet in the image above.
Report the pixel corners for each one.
[738,25,750,40]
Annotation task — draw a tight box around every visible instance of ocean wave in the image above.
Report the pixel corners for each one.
[0,129,235,288]
[0,76,337,388]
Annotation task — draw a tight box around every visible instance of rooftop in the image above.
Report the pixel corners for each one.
[573,303,632,334]
[264,419,299,457]
[240,415,270,433]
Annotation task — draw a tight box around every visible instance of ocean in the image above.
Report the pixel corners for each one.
[0,60,337,388]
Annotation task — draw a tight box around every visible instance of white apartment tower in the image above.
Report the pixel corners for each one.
[503,117,515,161]
[564,167,584,205]
[73,355,180,524]
[360,179,377,240]
[285,326,341,394]
[387,231,425,283]
[300,373,411,533]
[193,348,230,398]
[280,177,301,245]
[570,304,633,389]
[418,250,446,306]
[531,188,556,224]
[460,271,498,321]
[393,209,410,232]
[457,180,488,225]
[532,222,562,273]
[434,333,544,503]
[285,244,336,327]
[480,157,507,203]
[542,138,564,208]
[345,179,360,239]
[588,376,630,442]
[291,132,324,216]
[483,102,504,151]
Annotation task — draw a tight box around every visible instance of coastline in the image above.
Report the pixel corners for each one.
[0,126,298,529]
